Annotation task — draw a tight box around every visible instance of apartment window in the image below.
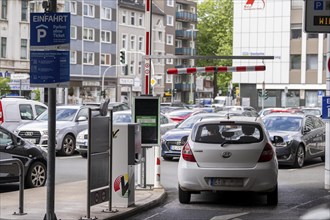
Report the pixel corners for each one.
[290,55,301,69]
[167,0,174,7]
[21,39,27,59]
[166,34,173,45]
[1,0,7,19]
[138,13,143,26]
[166,56,173,64]
[83,52,94,65]
[138,36,143,51]
[122,10,127,24]
[307,55,318,69]
[130,60,135,75]
[21,0,28,21]
[130,35,136,50]
[70,26,77,39]
[0,37,6,58]
[175,40,182,48]
[190,7,196,13]
[291,0,303,9]
[122,34,127,49]
[138,61,142,75]
[70,51,77,64]
[131,12,135,25]
[158,31,163,42]
[307,33,318,39]
[323,55,327,69]
[83,4,94,17]
[83,28,94,41]
[167,15,173,26]
[101,54,111,65]
[70,1,77,14]
[291,28,302,39]
[101,30,111,43]
[101,7,111,20]
[176,4,183,11]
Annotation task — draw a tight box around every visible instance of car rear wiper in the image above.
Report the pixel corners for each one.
[220,140,242,147]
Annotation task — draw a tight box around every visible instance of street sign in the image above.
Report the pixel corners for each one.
[305,0,330,33]
[30,12,70,87]
[10,73,30,80]
[322,96,330,120]
[151,78,157,86]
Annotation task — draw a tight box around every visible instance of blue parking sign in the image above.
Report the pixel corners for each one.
[30,12,70,87]
[322,96,330,120]
[314,1,323,10]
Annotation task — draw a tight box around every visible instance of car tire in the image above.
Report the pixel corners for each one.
[59,134,76,156]
[321,155,325,162]
[293,145,305,168]
[267,184,278,206]
[25,161,47,188]
[178,184,191,204]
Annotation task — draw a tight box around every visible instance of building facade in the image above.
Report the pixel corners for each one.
[233,0,327,110]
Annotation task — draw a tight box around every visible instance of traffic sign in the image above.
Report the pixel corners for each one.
[322,96,330,120]
[305,0,330,33]
[30,12,70,87]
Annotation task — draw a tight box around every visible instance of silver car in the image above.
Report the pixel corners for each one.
[14,105,95,156]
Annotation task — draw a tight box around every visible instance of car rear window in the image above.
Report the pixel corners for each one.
[192,123,263,144]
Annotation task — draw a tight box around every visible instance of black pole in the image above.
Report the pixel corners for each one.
[44,0,57,219]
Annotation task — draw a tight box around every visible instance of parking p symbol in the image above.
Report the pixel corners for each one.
[37,29,47,43]
[314,1,323,10]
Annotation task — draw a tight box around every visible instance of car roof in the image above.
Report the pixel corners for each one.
[263,112,305,118]
[195,116,263,125]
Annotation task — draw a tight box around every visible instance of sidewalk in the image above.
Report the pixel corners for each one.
[0,181,166,220]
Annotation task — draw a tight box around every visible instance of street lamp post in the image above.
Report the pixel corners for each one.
[101,65,121,100]
[187,28,198,104]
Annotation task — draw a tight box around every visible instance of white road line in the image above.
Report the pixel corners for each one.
[144,210,167,220]
[210,212,249,220]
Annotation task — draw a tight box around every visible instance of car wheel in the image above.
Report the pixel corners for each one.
[321,155,325,162]
[178,184,191,204]
[293,145,305,168]
[80,152,87,158]
[25,161,47,188]
[59,134,76,156]
[267,184,278,206]
[163,156,172,161]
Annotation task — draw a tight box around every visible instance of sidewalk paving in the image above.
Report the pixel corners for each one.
[0,180,166,220]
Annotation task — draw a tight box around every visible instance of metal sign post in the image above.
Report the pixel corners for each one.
[325,34,330,189]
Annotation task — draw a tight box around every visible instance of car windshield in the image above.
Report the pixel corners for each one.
[113,113,132,123]
[37,108,78,121]
[263,116,302,132]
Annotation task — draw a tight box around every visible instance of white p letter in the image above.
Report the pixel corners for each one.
[37,29,47,43]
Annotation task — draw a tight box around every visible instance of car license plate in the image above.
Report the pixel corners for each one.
[27,139,37,144]
[171,145,182,151]
[209,178,243,187]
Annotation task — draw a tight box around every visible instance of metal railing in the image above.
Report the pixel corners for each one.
[0,158,26,215]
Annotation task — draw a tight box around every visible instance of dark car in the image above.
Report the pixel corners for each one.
[0,125,47,188]
[263,113,325,168]
[161,113,225,160]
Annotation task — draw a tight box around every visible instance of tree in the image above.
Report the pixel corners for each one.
[196,0,233,97]
[0,77,11,96]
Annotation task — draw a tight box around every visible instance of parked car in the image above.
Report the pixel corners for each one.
[0,125,47,188]
[300,107,322,117]
[84,102,130,112]
[76,110,177,158]
[263,112,325,168]
[177,116,279,205]
[161,113,225,160]
[165,109,205,123]
[0,96,47,131]
[219,105,259,117]
[258,108,285,117]
[14,105,97,156]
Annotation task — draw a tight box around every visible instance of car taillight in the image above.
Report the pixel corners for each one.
[258,142,274,162]
[0,101,3,124]
[182,142,196,162]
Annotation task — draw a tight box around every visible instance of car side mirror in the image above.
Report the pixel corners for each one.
[77,116,88,121]
[272,135,284,144]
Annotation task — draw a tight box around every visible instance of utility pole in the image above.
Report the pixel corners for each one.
[43,0,57,219]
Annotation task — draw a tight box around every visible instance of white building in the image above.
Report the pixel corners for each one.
[233,0,327,109]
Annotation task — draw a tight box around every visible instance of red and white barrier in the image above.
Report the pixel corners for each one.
[167,65,266,74]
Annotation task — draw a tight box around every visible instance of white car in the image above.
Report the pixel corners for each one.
[177,116,279,205]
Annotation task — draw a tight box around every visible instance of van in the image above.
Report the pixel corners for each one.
[0,96,47,131]
[212,96,232,108]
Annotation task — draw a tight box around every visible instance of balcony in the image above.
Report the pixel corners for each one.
[175,48,196,55]
[176,11,197,22]
[175,30,197,40]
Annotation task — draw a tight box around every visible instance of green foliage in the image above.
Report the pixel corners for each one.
[0,77,11,96]
[32,89,41,101]
[197,0,233,97]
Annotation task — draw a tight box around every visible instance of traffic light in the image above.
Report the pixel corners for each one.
[119,49,127,65]
[264,90,268,100]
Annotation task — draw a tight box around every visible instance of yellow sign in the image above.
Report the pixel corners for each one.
[151,78,157,86]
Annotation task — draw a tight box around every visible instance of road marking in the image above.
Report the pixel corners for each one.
[210,212,249,220]
[144,210,167,220]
